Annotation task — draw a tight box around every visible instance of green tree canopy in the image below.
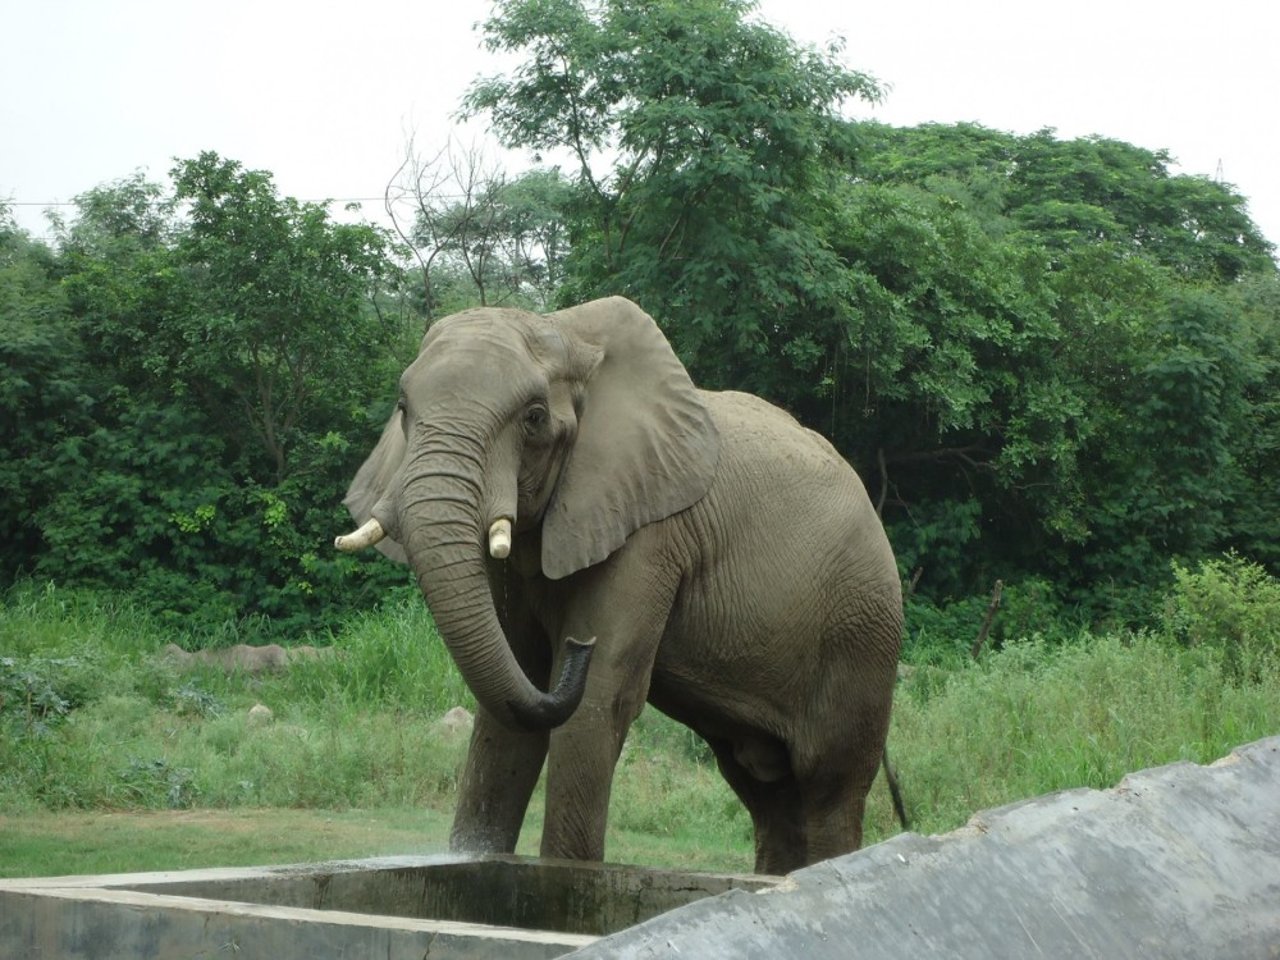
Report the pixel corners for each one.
[856,122,1275,281]
[5,0,1277,634]
[463,0,1279,611]
[7,159,414,632]
[464,0,882,396]
[0,206,81,577]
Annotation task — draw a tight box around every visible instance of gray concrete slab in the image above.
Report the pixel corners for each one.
[566,736,1280,958]
[0,853,771,959]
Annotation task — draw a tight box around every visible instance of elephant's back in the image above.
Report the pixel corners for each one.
[657,388,900,725]
[686,387,896,600]
[698,389,868,497]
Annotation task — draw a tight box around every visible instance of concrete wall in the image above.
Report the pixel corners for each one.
[0,855,768,959]
[568,736,1280,958]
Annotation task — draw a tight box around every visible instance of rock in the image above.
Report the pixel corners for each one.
[161,642,193,666]
[247,703,274,725]
[159,643,334,675]
[436,706,474,741]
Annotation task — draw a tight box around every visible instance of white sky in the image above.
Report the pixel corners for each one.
[4,0,1278,252]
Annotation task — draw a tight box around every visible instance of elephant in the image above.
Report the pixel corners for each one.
[335,296,902,874]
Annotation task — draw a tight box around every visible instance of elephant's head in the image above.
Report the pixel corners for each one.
[335,297,720,730]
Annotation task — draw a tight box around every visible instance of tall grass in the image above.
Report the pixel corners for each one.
[1,581,473,812]
[3,568,1278,861]
[887,634,1279,835]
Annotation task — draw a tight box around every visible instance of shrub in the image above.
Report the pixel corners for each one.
[1159,553,1280,680]
[903,577,1084,666]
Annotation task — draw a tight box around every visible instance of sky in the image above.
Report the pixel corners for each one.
[4,0,1279,252]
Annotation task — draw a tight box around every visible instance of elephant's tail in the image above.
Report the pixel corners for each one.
[882,745,910,831]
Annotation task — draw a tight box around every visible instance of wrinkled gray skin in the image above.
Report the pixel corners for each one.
[343,296,902,874]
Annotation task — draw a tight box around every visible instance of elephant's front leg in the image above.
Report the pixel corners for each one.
[451,565,551,854]
[451,708,548,853]
[539,692,637,860]
[538,540,677,861]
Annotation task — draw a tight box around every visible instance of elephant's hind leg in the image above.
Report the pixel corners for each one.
[707,736,807,875]
[793,667,895,865]
[797,768,872,865]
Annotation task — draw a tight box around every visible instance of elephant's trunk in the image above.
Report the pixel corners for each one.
[400,425,593,731]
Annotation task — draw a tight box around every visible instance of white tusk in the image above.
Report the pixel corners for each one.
[334,518,386,552]
[489,518,512,559]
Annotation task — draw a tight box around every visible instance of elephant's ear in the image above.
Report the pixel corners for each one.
[343,407,409,565]
[542,297,720,580]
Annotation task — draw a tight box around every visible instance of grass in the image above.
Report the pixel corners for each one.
[0,805,756,879]
[2,577,1278,879]
[888,634,1279,833]
[0,807,452,878]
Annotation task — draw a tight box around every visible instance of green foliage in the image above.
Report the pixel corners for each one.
[856,123,1275,281]
[465,0,881,400]
[1221,273,1280,568]
[402,153,577,315]
[0,583,472,811]
[462,0,1279,613]
[903,577,1083,667]
[171,681,223,720]
[841,123,1277,601]
[0,211,82,577]
[3,0,1278,658]
[117,758,201,809]
[3,584,1276,871]
[274,594,473,712]
[4,160,417,636]
[1159,554,1280,681]
[166,153,402,481]
[611,719,749,849]
[1,656,80,740]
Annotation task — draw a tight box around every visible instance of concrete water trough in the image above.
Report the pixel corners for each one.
[0,854,774,958]
[3,736,1278,959]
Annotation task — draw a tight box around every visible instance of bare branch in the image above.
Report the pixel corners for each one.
[882,445,994,470]
[970,580,1004,660]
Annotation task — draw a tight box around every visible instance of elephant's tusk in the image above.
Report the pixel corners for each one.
[489,518,512,559]
[334,518,386,552]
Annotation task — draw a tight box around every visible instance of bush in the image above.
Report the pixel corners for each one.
[1159,553,1280,680]
[903,577,1084,666]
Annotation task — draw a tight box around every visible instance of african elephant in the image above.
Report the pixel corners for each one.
[335,296,902,874]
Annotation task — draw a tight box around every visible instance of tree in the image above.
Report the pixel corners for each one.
[463,0,882,395]
[169,152,402,483]
[387,139,575,316]
[462,2,1280,609]
[856,123,1276,281]
[23,160,412,633]
[0,206,80,577]
[836,125,1279,603]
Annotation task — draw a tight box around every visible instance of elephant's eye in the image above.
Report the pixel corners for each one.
[524,404,549,430]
